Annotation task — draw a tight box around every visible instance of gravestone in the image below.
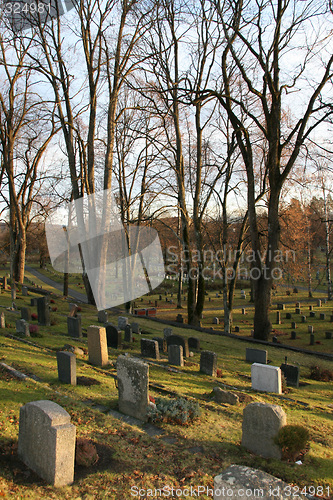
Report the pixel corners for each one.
[280,363,300,388]
[325,331,332,339]
[276,311,281,324]
[21,307,31,322]
[188,337,200,350]
[301,315,306,323]
[234,326,240,332]
[240,290,246,299]
[18,400,76,486]
[241,402,286,459]
[251,364,282,394]
[214,465,308,500]
[98,310,108,323]
[245,348,267,364]
[168,345,184,366]
[87,325,108,367]
[2,276,7,289]
[152,337,166,353]
[277,303,285,310]
[309,305,313,311]
[308,325,314,333]
[67,316,82,338]
[295,302,300,308]
[124,325,133,343]
[105,323,122,349]
[310,333,315,345]
[22,286,28,296]
[0,312,5,329]
[200,351,217,377]
[213,317,219,325]
[37,297,50,326]
[320,313,326,320]
[131,322,141,334]
[118,316,128,330]
[286,312,292,319]
[310,311,316,318]
[291,330,296,339]
[330,315,333,323]
[16,319,30,336]
[242,308,246,315]
[212,387,239,405]
[291,321,297,329]
[56,351,76,385]
[30,298,38,306]
[176,314,184,323]
[317,299,322,307]
[166,335,189,357]
[272,336,278,343]
[116,355,149,422]
[141,338,160,359]
[69,303,78,317]
[163,327,173,339]
[295,308,301,315]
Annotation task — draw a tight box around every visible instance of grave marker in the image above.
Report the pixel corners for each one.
[105,323,122,349]
[320,313,326,320]
[200,351,217,377]
[37,297,50,326]
[56,351,76,385]
[16,319,30,336]
[188,337,200,350]
[18,400,76,486]
[251,364,282,394]
[166,335,189,357]
[117,355,149,421]
[286,312,292,319]
[22,286,28,296]
[291,330,296,339]
[280,363,300,388]
[0,312,5,329]
[310,311,316,318]
[69,303,78,317]
[152,337,166,353]
[325,331,332,339]
[213,317,219,325]
[98,310,108,323]
[245,348,267,364]
[87,325,108,366]
[67,316,82,338]
[141,338,160,359]
[241,402,286,459]
[308,325,314,334]
[168,345,184,366]
[131,322,141,334]
[21,307,31,322]
[118,316,128,330]
[163,327,173,338]
[124,325,133,343]
[276,311,281,324]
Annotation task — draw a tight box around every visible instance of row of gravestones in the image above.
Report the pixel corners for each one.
[16,394,287,488]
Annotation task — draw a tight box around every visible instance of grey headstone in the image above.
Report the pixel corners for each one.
[22,286,28,296]
[56,351,76,385]
[251,364,282,394]
[212,387,239,405]
[200,350,217,377]
[308,325,314,333]
[116,355,149,422]
[21,307,31,322]
[163,327,173,339]
[241,402,286,459]
[310,333,315,345]
[18,400,76,486]
[98,310,108,323]
[280,363,300,388]
[131,322,141,334]
[30,298,38,306]
[168,345,184,366]
[214,465,309,500]
[141,338,160,359]
[124,325,133,343]
[37,297,50,326]
[0,312,5,329]
[118,316,128,330]
[87,325,108,367]
[105,323,122,349]
[67,316,82,338]
[245,348,267,364]
[16,319,30,336]
[188,337,200,350]
[166,335,189,357]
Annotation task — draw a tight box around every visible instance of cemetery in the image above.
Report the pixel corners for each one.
[0,274,332,498]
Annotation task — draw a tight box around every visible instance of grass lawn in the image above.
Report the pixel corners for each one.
[0,273,332,499]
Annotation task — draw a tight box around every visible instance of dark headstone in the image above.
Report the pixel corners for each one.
[309,305,313,311]
[200,351,217,377]
[325,331,332,339]
[67,316,82,338]
[188,337,200,350]
[56,351,76,385]
[301,315,306,323]
[234,326,240,332]
[280,363,300,388]
[30,298,38,306]
[245,348,267,364]
[98,310,108,323]
[291,322,297,329]
[166,335,189,357]
[152,337,166,353]
[22,286,28,296]
[105,323,122,349]
[291,331,296,339]
[276,312,281,324]
[310,333,315,345]
[295,308,301,315]
[330,315,333,323]
[124,325,133,343]
[141,338,160,359]
[286,312,292,319]
[21,307,31,322]
[176,314,184,324]
[272,336,278,343]
[320,313,326,320]
[310,311,316,318]
[37,297,50,326]
[277,303,285,310]
[168,345,184,366]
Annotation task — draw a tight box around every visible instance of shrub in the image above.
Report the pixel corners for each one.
[51,306,58,312]
[29,324,39,335]
[274,425,310,461]
[309,365,333,382]
[75,438,99,467]
[50,299,55,304]
[148,397,201,425]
